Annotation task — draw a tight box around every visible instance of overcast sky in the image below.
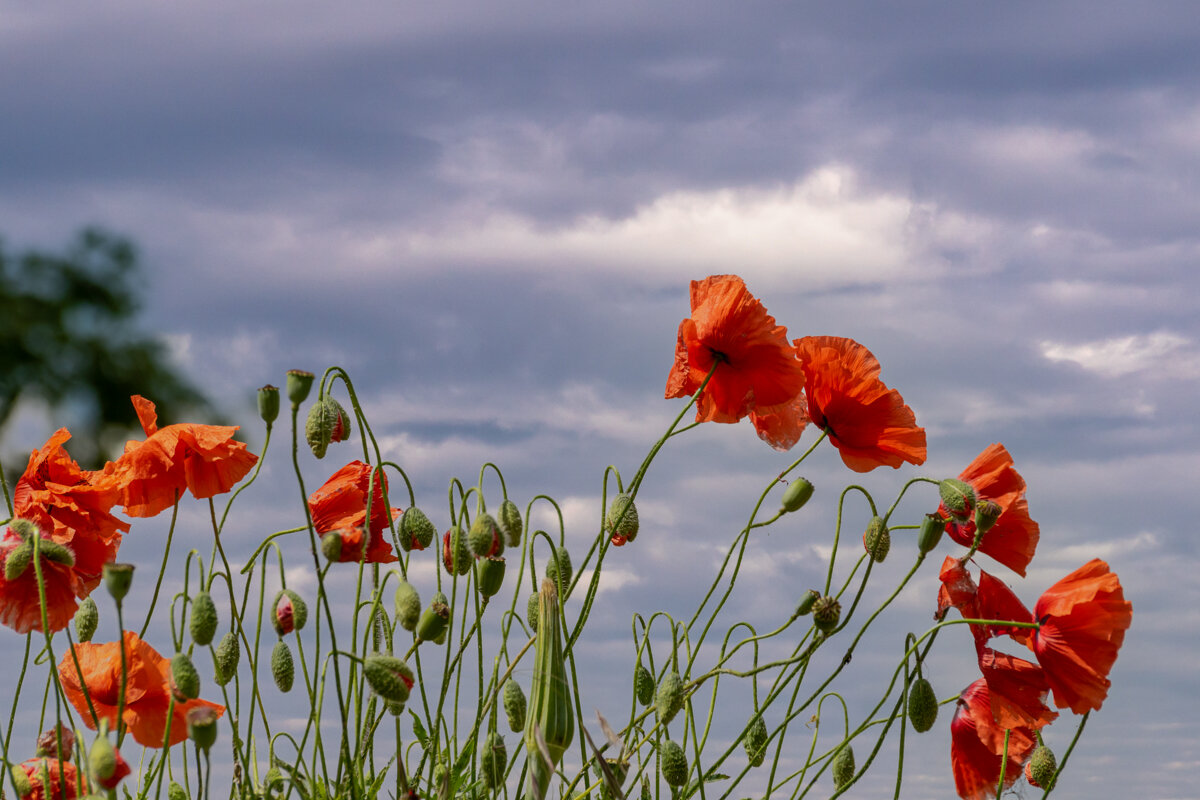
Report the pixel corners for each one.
[2,3,1198,798]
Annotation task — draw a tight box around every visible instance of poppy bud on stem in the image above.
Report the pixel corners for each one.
[524,579,574,800]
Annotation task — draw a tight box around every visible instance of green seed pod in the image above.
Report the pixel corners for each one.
[186,706,220,751]
[974,499,1003,537]
[605,494,639,545]
[655,671,685,726]
[272,589,308,636]
[938,478,975,518]
[285,370,314,405]
[743,714,768,767]
[214,631,240,686]
[524,579,574,800]
[468,512,504,558]
[863,516,890,563]
[394,580,422,632]
[907,676,938,733]
[257,384,280,425]
[168,779,190,800]
[780,477,814,513]
[544,547,572,596]
[918,513,946,554]
[189,591,218,646]
[503,678,527,732]
[812,596,841,634]
[480,731,508,789]
[271,640,294,693]
[1027,744,1057,789]
[170,653,201,701]
[102,562,135,602]
[795,589,820,617]
[74,596,99,643]
[526,591,539,629]
[633,664,654,706]
[659,740,688,787]
[363,654,415,704]
[498,499,523,548]
[4,541,33,580]
[831,745,855,789]
[399,506,437,552]
[475,556,507,598]
[305,396,352,458]
[416,591,450,643]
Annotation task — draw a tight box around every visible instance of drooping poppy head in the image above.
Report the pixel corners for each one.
[1031,559,1132,714]
[16,757,87,800]
[100,396,259,518]
[793,336,926,472]
[935,556,1035,653]
[941,444,1040,577]
[950,679,1037,800]
[976,648,1058,731]
[308,461,401,564]
[665,275,808,450]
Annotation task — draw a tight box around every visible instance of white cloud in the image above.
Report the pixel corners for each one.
[1040,331,1200,378]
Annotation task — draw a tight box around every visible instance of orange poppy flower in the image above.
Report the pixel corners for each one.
[0,527,94,634]
[16,757,87,800]
[976,648,1058,731]
[941,444,1040,577]
[58,630,225,748]
[935,557,1035,652]
[950,678,1037,800]
[664,275,807,450]
[793,336,926,472]
[1031,559,1132,714]
[308,461,401,564]
[101,395,258,518]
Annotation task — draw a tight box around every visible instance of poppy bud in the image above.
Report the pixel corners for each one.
[938,479,975,519]
[503,678,527,732]
[3,541,32,581]
[189,590,218,646]
[38,538,76,567]
[363,653,415,704]
[10,765,32,797]
[907,677,938,733]
[1026,744,1056,789]
[634,664,654,706]
[399,507,436,552]
[780,478,814,513]
[498,499,523,548]
[286,370,314,405]
[524,579,574,798]
[257,384,280,425]
[36,725,74,758]
[917,513,946,554]
[831,744,855,789]
[606,494,639,546]
[544,546,572,596]
[973,499,1003,539]
[655,671,685,726]
[271,640,294,692]
[103,562,135,602]
[171,653,201,701]
[468,513,504,558]
[659,740,688,787]
[744,714,768,767]
[186,706,220,751]
[9,518,38,540]
[416,592,450,643]
[394,580,421,632]
[442,527,472,576]
[794,589,820,617]
[475,556,506,598]
[526,591,539,629]
[480,731,507,789]
[89,734,127,789]
[812,596,841,634]
[214,632,240,686]
[863,516,890,563]
[272,589,308,636]
[168,780,189,800]
[306,397,352,458]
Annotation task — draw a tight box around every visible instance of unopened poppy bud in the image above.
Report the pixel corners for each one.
[89,734,130,789]
[743,714,768,767]
[526,591,539,629]
[544,547,572,596]
[416,592,450,642]
[606,494,639,546]
[257,384,280,425]
[498,499,523,547]
[442,527,472,576]
[399,507,436,552]
[9,518,38,540]
[286,370,314,405]
[468,513,504,558]
[831,744,855,789]
[305,397,352,458]
[503,678,527,732]
[475,555,506,598]
[170,653,200,701]
[168,779,189,800]
[795,589,820,617]
[73,596,99,643]
[394,580,421,632]
[863,516,890,563]
[1026,744,1056,789]
[634,664,654,706]
[812,596,841,634]
[272,589,308,636]
[189,591,218,646]
[938,478,975,518]
[271,640,294,692]
[36,537,74,567]
[214,632,240,686]
[10,765,32,797]
[907,677,938,733]
[480,731,508,789]
[363,653,415,703]
[655,671,685,725]
[659,739,688,787]
[103,562,135,602]
[524,579,574,796]
[36,725,74,757]
[186,706,220,751]
[918,513,946,555]
[973,499,1003,538]
[4,541,32,581]
[780,477,814,513]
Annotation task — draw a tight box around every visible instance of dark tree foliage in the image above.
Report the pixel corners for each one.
[1,228,212,468]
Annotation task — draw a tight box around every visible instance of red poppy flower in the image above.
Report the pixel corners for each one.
[936,556,1035,652]
[308,461,401,564]
[665,275,807,450]
[940,444,1040,577]
[16,757,87,800]
[977,648,1058,731]
[793,336,926,472]
[101,395,258,518]
[58,630,225,748]
[0,527,90,634]
[1031,559,1132,714]
[93,746,132,790]
[950,679,1037,800]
